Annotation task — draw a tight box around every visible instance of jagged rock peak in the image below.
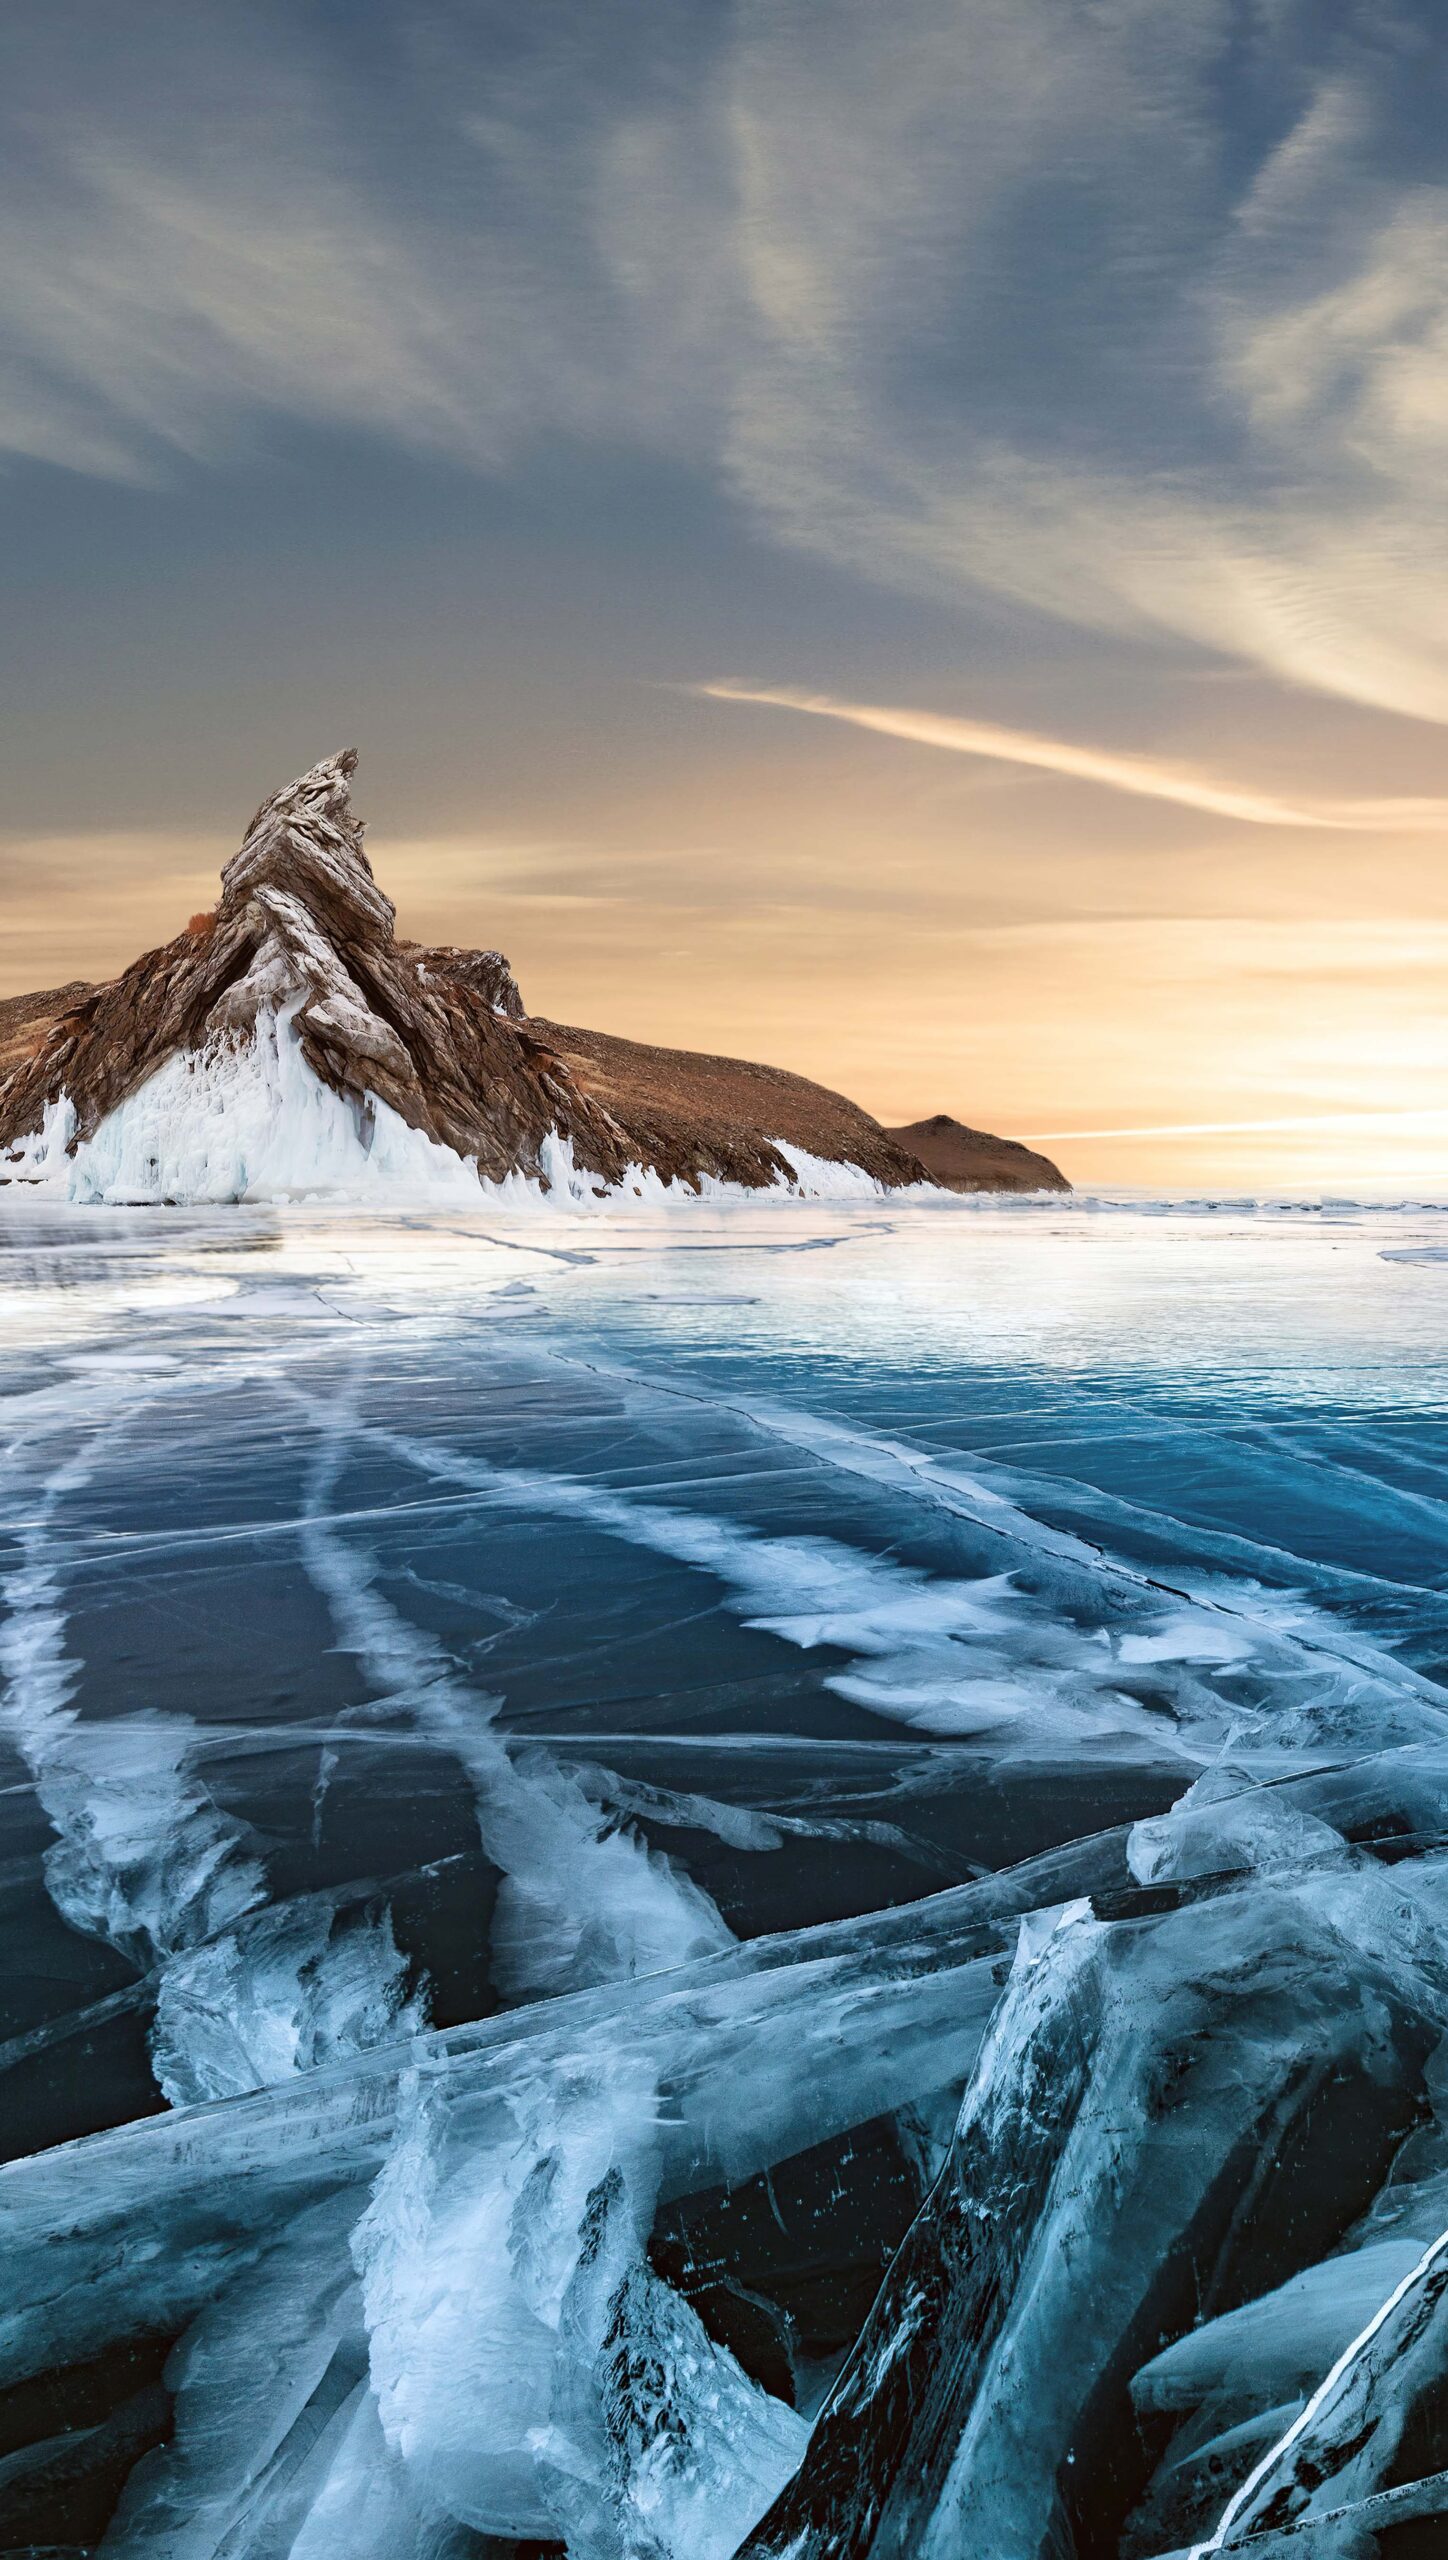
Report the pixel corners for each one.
[243,745,360,838]
[202,749,415,1079]
[0,747,630,1187]
[219,747,395,947]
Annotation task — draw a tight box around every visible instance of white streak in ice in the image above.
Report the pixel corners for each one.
[1190,2222,1448,2555]
[293,1370,733,2000]
[313,1401,1445,1769]
[0,1372,425,2109]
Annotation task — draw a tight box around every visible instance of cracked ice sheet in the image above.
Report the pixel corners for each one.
[6,1197,1448,2553]
[273,1371,1448,1780]
[0,1287,817,2550]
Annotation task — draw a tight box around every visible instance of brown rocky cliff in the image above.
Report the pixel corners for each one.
[0,752,925,1193]
[535,1021,922,1192]
[0,984,96,1085]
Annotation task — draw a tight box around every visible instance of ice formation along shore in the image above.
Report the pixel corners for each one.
[5,1008,888,1208]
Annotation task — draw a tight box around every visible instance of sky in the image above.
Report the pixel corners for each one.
[3,0,1447,1191]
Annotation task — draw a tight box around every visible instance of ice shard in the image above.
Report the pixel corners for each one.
[743,1811,1448,2558]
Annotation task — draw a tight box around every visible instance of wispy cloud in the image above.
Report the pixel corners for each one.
[708,3,1448,724]
[0,5,681,482]
[698,684,1448,832]
[6,2,1448,732]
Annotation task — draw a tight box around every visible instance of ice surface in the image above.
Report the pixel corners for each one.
[3,1192,1448,2555]
[301,1395,1448,1774]
[295,1379,734,1998]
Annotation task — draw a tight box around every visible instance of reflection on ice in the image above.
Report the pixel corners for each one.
[4,1193,1448,2553]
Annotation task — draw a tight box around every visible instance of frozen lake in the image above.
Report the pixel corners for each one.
[5,1191,1448,2556]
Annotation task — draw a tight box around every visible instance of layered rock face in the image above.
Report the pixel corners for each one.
[0,984,94,1084]
[0,752,949,1198]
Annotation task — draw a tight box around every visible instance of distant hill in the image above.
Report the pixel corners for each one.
[884,1113,1069,1194]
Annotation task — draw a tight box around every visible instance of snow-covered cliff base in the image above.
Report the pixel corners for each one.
[3,1012,890,1207]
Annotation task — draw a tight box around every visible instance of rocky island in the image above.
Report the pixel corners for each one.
[0,752,1068,1205]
